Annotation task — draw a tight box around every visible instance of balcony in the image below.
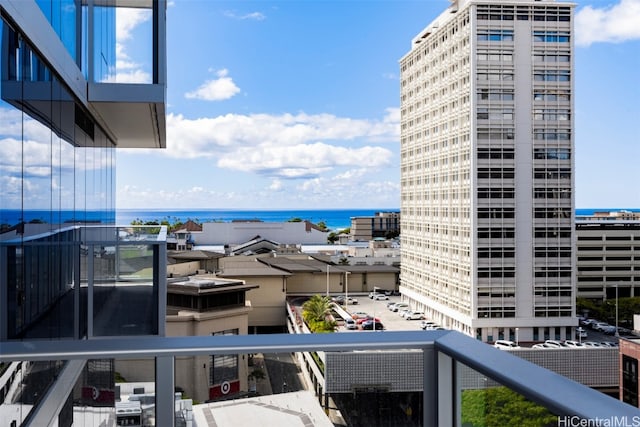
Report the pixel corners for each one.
[0,225,167,341]
[1,330,637,426]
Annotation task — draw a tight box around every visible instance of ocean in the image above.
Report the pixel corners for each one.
[2,208,637,233]
[116,208,399,231]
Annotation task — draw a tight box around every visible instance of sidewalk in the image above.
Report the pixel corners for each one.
[250,353,273,396]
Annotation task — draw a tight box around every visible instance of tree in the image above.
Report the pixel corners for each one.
[461,387,557,427]
[327,232,338,244]
[302,295,336,333]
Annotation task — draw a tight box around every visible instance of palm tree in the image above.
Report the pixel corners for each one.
[302,294,332,323]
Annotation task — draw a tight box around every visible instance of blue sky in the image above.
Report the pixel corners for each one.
[115,0,640,209]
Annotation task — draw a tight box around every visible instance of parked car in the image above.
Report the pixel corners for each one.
[386,301,398,309]
[391,303,409,312]
[398,309,412,318]
[374,294,389,301]
[423,324,442,331]
[564,340,585,348]
[344,319,357,330]
[544,340,567,348]
[369,292,385,299]
[602,325,617,335]
[420,320,437,330]
[361,320,384,330]
[384,290,394,296]
[351,311,370,320]
[357,316,381,324]
[532,343,554,349]
[334,295,358,305]
[599,341,619,348]
[582,341,604,348]
[592,322,611,332]
[405,311,424,320]
[494,340,520,350]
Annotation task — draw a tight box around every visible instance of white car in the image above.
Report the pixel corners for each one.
[405,311,424,320]
[420,320,437,330]
[532,343,554,349]
[544,340,567,348]
[494,340,520,350]
[374,294,389,301]
[391,303,409,312]
[564,340,585,348]
[398,309,411,318]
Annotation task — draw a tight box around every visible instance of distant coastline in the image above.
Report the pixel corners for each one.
[116,208,399,231]
[2,208,638,233]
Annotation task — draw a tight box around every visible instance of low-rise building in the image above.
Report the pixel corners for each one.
[195,220,328,246]
[350,211,400,241]
[117,276,257,403]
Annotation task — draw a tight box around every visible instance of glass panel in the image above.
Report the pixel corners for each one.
[36,0,78,62]
[91,228,159,336]
[93,4,153,83]
[1,360,66,425]
[459,363,559,426]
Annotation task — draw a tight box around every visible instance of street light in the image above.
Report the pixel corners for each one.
[614,283,619,338]
[344,271,351,311]
[515,328,519,346]
[326,265,330,297]
[606,283,620,338]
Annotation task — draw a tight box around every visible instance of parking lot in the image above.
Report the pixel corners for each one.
[334,294,429,332]
[332,294,629,347]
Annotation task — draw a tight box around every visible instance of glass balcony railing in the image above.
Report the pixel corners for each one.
[1,330,637,426]
[0,225,166,341]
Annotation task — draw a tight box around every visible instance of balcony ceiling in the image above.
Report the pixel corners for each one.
[89,82,166,149]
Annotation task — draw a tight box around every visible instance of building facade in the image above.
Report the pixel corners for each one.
[576,212,640,301]
[0,0,167,425]
[350,211,401,241]
[399,0,575,342]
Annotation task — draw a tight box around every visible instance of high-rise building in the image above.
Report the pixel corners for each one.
[399,0,575,342]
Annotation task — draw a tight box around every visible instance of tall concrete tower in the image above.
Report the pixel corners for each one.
[400,0,576,342]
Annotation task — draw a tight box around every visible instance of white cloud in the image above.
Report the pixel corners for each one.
[116,8,151,42]
[217,143,391,178]
[185,69,241,101]
[268,179,283,191]
[382,72,398,80]
[166,109,399,157]
[223,10,266,21]
[161,109,399,178]
[576,0,640,46]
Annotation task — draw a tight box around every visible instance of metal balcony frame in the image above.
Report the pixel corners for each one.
[2,329,638,426]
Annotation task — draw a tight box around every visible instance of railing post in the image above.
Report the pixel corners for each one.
[156,356,175,427]
[423,346,437,426]
[438,352,455,427]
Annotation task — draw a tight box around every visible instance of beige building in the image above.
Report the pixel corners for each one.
[116,277,256,404]
[217,255,291,332]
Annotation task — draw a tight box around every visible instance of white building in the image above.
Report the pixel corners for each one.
[194,221,328,246]
[399,0,576,343]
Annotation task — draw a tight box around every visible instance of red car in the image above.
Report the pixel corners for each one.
[356,316,381,324]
